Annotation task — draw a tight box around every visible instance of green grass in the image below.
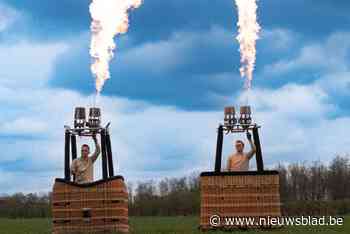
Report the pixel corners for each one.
[0,216,349,234]
[0,218,51,234]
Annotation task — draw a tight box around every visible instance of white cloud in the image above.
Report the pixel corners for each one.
[0,168,57,194]
[263,31,350,76]
[261,28,296,50]
[242,84,334,120]
[0,4,19,32]
[0,117,48,135]
[258,30,350,118]
[119,25,232,74]
[0,41,68,88]
[316,71,350,98]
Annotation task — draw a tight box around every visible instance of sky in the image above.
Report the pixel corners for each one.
[0,0,350,194]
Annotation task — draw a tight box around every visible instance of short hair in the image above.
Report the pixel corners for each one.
[81,144,90,150]
[235,140,244,146]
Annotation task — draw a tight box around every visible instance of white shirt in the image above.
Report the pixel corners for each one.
[71,157,94,183]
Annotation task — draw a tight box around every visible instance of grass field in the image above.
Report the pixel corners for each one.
[0,216,349,234]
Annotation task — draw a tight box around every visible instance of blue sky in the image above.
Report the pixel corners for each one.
[0,0,350,194]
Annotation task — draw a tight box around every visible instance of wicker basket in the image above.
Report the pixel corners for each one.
[200,171,281,230]
[52,176,129,234]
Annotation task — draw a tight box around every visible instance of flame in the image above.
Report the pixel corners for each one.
[235,0,260,89]
[89,0,142,93]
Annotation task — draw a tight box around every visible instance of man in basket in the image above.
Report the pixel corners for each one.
[71,134,101,183]
[226,131,256,171]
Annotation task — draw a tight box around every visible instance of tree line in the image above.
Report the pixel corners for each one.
[0,192,50,218]
[0,155,350,218]
[278,155,350,201]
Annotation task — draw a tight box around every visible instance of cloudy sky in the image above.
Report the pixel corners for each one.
[0,0,350,194]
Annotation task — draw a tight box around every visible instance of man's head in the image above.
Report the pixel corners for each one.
[81,144,90,159]
[235,140,244,153]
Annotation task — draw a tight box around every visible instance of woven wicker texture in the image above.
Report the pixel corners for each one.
[200,173,281,230]
[52,177,129,234]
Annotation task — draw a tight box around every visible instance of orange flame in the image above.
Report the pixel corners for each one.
[235,0,260,89]
[90,0,142,94]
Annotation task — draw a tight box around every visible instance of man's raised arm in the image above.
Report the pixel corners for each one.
[246,131,256,159]
[90,134,101,162]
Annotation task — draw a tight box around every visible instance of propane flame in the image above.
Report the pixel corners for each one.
[90,0,142,94]
[235,0,260,89]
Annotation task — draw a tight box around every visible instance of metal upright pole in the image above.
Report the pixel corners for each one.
[101,129,108,180]
[252,127,264,172]
[71,135,77,160]
[214,125,224,172]
[71,134,77,181]
[64,130,71,181]
[105,132,114,177]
